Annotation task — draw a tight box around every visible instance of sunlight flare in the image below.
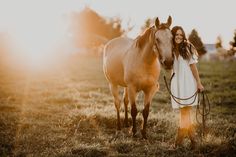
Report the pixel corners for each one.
[0,0,72,70]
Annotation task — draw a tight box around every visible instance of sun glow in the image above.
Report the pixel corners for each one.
[0,1,73,70]
[13,19,68,68]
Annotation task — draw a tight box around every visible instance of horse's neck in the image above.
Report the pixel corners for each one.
[141,44,157,64]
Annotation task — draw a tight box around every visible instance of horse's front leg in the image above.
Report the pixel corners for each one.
[128,86,137,137]
[141,86,158,139]
[110,84,121,130]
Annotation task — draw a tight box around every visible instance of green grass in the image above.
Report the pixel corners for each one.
[0,55,236,156]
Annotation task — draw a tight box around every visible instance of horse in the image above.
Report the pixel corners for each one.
[103,16,173,139]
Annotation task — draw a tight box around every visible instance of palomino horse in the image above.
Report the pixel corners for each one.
[103,16,173,139]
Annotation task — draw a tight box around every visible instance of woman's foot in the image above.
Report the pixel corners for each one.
[174,128,188,148]
[188,126,197,149]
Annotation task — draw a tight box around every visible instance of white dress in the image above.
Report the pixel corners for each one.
[171,45,199,109]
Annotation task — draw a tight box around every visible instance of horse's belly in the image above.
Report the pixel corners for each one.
[125,71,159,91]
[138,77,158,90]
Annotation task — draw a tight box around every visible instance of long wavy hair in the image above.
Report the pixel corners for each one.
[171,26,193,60]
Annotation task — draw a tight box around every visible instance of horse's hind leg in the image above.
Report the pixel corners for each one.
[128,86,137,137]
[123,87,129,127]
[110,84,121,130]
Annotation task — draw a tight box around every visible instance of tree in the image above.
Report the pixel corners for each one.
[215,36,223,49]
[229,30,236,50]
[141,18,152,33]
[188,29,207,56]
[70,7,124,48]
[228,29,236,56]
[232,30,236,47]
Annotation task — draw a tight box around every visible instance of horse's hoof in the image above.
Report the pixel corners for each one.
[124,121,129,128]
[130,127,137,137]
[132,128,137,134]
[141,129,147,139]
[142,135,147,139]
[132,132,138,138]
[115,130,124,137]
[117,125,121,130]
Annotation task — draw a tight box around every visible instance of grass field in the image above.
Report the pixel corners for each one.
[0,55,236,157]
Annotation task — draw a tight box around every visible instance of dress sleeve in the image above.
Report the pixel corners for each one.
[188,44,198,65]
[189,53,198,64]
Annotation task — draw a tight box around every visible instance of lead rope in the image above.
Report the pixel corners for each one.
[164,73,211,139]
[164,73,198,106]
[196,91,211,139]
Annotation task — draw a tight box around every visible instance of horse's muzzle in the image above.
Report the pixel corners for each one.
[163,59,174,70]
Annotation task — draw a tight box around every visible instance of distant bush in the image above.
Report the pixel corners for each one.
[188,29,207,56]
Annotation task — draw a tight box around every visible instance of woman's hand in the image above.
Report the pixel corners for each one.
[190,64,204,92]
[197,82,204,92]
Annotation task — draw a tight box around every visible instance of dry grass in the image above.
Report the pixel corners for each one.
[0,55,236,157]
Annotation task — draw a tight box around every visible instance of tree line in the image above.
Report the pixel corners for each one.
[71,7,236,57]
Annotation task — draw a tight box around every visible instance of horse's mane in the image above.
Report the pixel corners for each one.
[136,27,154,49]
[136,23,170,49]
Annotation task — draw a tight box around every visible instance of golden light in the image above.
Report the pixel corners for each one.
[0,1,71,70]
[10,17,67,69]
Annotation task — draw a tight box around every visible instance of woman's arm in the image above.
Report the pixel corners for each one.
[190,63,204,92]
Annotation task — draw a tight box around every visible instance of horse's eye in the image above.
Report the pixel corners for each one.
[156,38,160,43]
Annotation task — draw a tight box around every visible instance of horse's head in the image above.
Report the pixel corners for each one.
[153,16,174,70]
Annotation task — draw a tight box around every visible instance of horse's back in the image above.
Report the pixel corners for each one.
[103,37,134,86]
[103,37,133,58]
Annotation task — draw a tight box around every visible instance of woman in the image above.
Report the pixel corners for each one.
[170,26,204,149]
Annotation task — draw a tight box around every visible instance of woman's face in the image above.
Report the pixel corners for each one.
[174,29,184,44]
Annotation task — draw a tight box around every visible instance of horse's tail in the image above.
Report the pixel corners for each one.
[103,38,115,58]
[102,42,112,83]
[103,43,107,59]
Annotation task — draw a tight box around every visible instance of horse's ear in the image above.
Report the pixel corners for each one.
[155,17,160,28]
[166,16,172,28]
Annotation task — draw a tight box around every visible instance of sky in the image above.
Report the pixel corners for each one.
[84,0,236,48]
[0,0,235,50]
